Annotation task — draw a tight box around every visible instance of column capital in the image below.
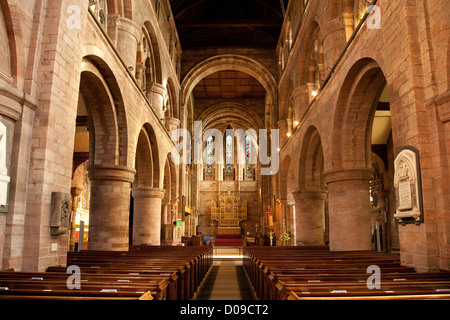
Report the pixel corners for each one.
[323,168,372,184]
[116,16,141,41]
[165,116,181,132]
[88,165,136,183]
[149,82,167,96]
[132,187,165,199]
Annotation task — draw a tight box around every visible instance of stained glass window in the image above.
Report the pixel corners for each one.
[225,134,233,174]
[206,136,214,174]
[245,135,252,175]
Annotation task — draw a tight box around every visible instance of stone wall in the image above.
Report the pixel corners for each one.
[0,0,181,271]
[276,0,450,271]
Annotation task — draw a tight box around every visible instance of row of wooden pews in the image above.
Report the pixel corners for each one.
[243,246,450,300]
[0,245,212,300]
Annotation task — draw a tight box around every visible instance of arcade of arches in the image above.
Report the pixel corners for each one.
[0,0,449,275]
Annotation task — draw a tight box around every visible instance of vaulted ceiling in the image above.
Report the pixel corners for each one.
[169,0,287,49]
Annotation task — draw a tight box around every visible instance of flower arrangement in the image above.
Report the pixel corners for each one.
[280,232,291,241]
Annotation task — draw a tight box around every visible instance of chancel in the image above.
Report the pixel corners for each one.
[0,0,449,302]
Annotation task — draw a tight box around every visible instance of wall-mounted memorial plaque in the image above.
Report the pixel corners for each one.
[394,147,424,225]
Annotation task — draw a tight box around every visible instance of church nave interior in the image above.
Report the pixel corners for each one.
[0,0,449,304]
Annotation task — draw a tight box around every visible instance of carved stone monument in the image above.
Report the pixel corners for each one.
[50,192,71,236]
[394,147,424,225]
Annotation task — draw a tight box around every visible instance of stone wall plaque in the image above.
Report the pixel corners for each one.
[394,147,424,225]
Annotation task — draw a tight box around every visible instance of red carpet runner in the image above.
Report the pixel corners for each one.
[214,234,243,247]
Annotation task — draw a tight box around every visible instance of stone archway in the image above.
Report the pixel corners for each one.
[326,58,388,251]
[131,124,164,246]
[77,57,134,251]
[294,125,327,246]
[181,55,277,129]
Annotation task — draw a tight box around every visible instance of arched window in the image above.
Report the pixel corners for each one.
[306,27,324,96]
[245,135,252,176]
[225,134,233,175]
[89,0,108,29]
[206,136,214,175]
[136,33,155,94]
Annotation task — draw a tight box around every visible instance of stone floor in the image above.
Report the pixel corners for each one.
[196,247,256,300]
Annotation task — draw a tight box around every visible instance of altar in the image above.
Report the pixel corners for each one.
[211,191,247,235]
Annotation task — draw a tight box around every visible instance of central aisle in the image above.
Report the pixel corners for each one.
[195,250,256,300]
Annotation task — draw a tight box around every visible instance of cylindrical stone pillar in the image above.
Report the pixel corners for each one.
[132,187,165,246]
[88,165,136,251]
[165,116,181,134]
[115,17,141,73]
[69,186,82,252]
[146,82,167,120]
[324,168,372,251]
[293,189,327,246]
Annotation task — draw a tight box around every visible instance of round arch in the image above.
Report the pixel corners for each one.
[198,102,264,133]
[331,58,387,170]
[279,155,292,200]
[0,1,18,82]
[198,102,263,155]
[299,125,325,191]
[181,55,277,121]
[166,77,178,119]
[80,51,129,166]
[298,21,325,90]
[132,122,161,189]
[80,58,126,166]
[142,21,163,84]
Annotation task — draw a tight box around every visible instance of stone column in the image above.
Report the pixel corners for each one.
[135,62,146,91]
[146,82,167,120]
[69,186,82,251]
[132,187,165,246]
[277,119,289,146]
[88,165,136,251]
[114,17,141,73]
[293,190,327,246]
[324,168,372,251]
[165,116,181,133]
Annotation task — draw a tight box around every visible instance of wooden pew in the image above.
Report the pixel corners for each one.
[243,246,450,300]
[66,245,212,299]
[0,270,166,299]
[0,245,212,301]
